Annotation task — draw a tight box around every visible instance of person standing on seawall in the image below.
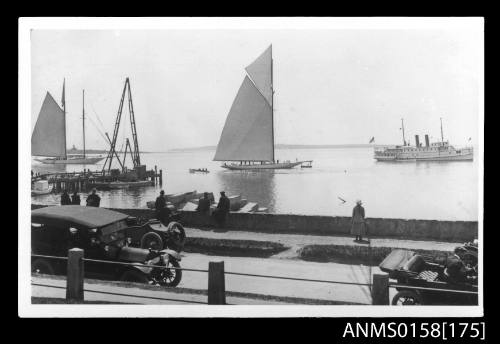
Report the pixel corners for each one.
[351,200,367,242]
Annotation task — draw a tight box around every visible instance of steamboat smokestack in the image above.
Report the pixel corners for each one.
[415,135,420,147]
[425,134,430,147]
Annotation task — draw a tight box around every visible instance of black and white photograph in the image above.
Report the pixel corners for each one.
[19,17,483,319]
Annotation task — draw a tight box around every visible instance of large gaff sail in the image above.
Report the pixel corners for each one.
[245,45,272,106]
[214,76,274,161]
[31,92,66,158]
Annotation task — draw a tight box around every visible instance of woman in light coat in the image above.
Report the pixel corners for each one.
[351,200,367,241]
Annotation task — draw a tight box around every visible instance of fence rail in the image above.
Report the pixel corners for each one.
[31,251,476,305]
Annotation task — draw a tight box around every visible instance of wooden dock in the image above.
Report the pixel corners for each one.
[31,166,163,193]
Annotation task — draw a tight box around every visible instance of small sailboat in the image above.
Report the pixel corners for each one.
[214,45,311,170]
[32,81,104,165]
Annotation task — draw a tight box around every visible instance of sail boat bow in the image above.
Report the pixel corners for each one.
[214,45,311,170]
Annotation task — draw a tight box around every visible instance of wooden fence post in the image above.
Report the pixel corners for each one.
[372,273,389,305]
[66,248,84,302]
[208,261,225,305]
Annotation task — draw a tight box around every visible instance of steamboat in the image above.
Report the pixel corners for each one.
[374,118,473,162]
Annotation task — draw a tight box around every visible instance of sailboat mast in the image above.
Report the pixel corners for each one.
[62,78,67,159]
[440,117,444,145]
[401,118,406,146]
[82,89,86,158]
[271,45,275,163]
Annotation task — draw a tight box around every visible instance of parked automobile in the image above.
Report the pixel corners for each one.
[379,249,478,306]
[31,205,183,287]
[124,217,186,252]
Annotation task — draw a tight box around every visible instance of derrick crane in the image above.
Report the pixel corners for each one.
[102,77,141,173]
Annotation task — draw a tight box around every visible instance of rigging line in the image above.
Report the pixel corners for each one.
[86,116,109,145]
[88,101,107,132]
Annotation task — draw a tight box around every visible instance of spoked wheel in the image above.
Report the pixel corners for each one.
[156,259,182,287]
[392,290,422,305]
[141,232,164,250]
[165,222,186,252]
[462,253,478,270]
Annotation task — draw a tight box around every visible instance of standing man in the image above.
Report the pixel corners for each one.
[213,191,230,228]
[196,192,211,215]
[86,188,101,207]
[351,200,366,242]
[71,191,81,205]
[60,190,71,205]
[155,190,167,224]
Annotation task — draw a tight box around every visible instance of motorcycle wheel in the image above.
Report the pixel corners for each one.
[157,259,182,287]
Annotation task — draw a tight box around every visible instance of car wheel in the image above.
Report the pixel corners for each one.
[140,232,164,250]
[32,259,55,275]
[165,222,186,252]
[158,259,182,287]
[119,269,150,284]
[392,290,422,305]
[462,253,478,270]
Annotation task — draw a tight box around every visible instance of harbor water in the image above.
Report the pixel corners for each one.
[31,147,479,221]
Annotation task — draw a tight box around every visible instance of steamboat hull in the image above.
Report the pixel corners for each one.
[374,153,473,162]
[222,161,304,170]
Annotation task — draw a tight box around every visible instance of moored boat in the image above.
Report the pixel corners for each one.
[32,82,105,165]
[31,180,52,196]
[374,118,473,162]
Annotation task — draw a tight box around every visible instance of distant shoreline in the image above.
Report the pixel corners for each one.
[166,144,385,153]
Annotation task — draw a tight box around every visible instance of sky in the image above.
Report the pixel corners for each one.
[30,23,483,151]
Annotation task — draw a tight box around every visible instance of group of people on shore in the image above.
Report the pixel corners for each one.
[154,190,230,227]
[60,188,101,207]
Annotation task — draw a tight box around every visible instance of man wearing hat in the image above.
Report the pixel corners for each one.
[86,188,101,207]
[60,189,72,206]
[197,192,212,215]
[351,200,366,242]
[155,190,168,224]
[213,191,230,227]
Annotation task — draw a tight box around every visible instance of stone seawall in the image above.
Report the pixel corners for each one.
[31,204,478,242]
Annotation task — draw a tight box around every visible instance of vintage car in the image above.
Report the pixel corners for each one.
[379,249,478,306]
[31,205,183,287]
[123,216,186,252]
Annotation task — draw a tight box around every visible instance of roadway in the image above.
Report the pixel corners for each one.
[32,253,391,304]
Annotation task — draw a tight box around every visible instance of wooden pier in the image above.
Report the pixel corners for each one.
[31,167,163,193]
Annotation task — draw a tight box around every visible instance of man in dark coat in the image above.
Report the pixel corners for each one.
[213,191,230,227]
[197,192,211,215]
[60,190,71,205]
[71,191,81,205]
[350,200,366,242]
[155,190,170,225]
[86,188,101,207]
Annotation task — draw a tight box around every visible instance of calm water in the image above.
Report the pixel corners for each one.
[31,147,479,221]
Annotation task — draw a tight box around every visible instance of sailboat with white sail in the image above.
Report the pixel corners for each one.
[32,80,104,164]
[214,45,312,170]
